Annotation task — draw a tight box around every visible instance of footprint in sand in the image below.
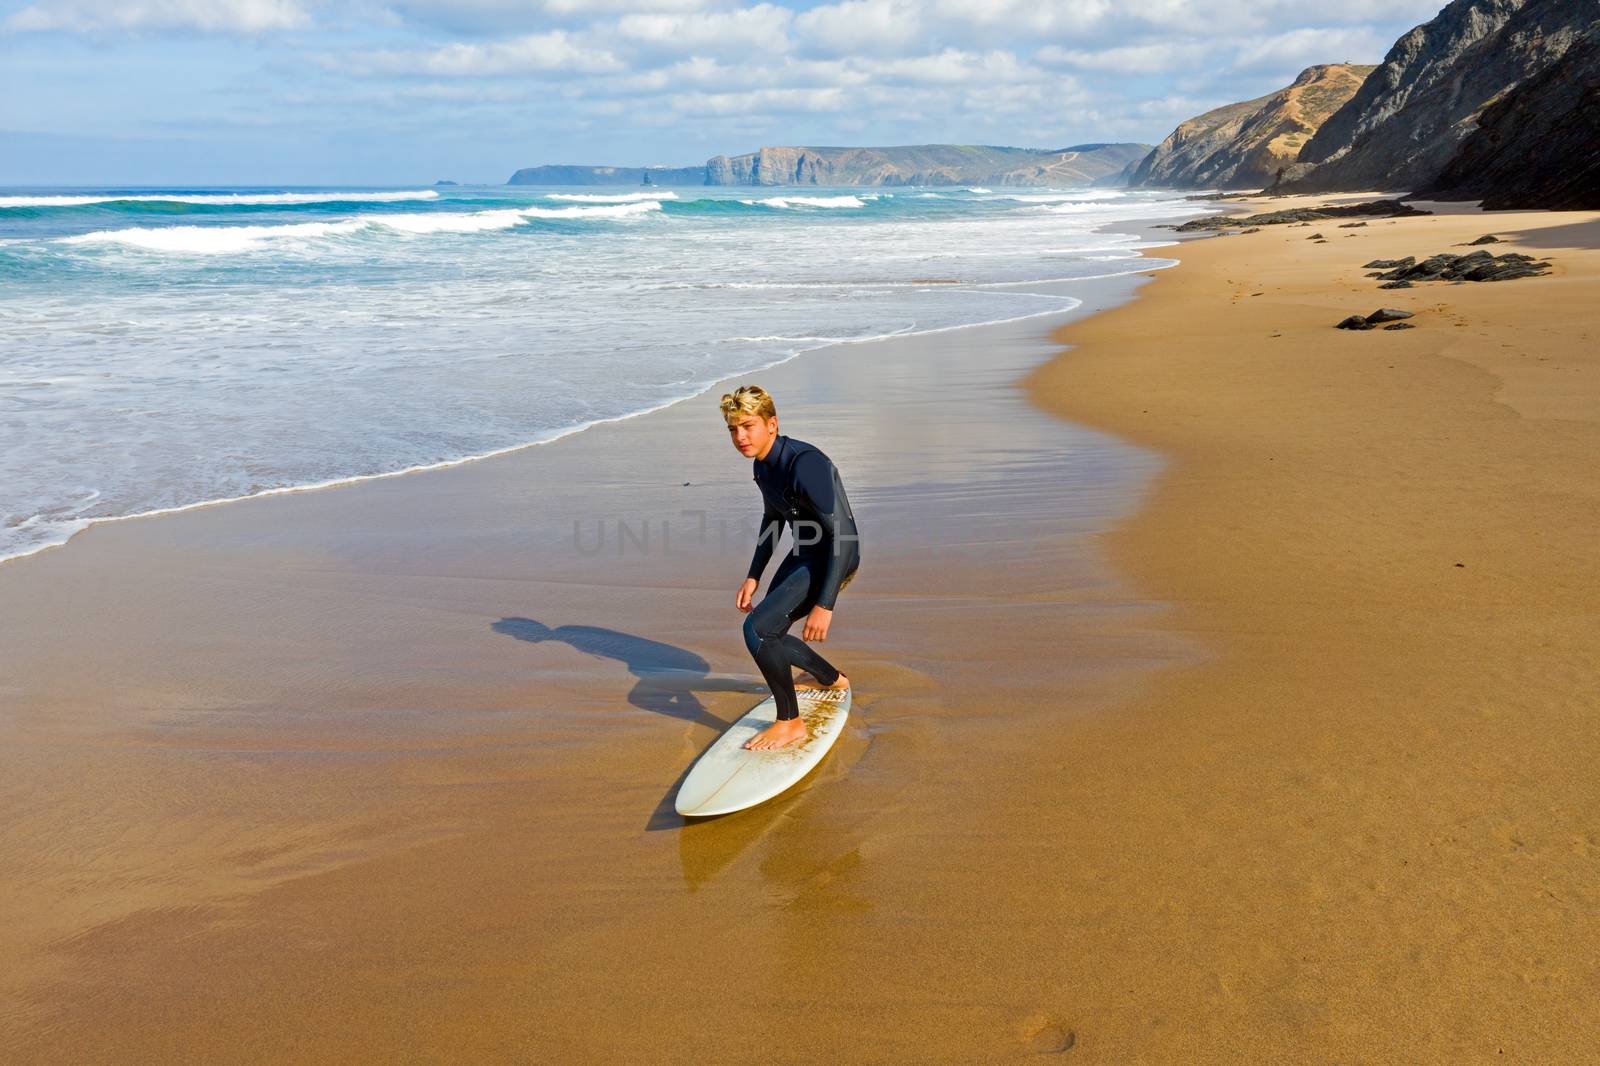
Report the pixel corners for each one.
[1019,1011,1077,1054]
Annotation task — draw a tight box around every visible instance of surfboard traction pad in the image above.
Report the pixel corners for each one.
[724,689,849,758]
[781,692,848,756]
[675,688,852,816]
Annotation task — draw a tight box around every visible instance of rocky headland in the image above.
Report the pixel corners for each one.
[508,143,1151,188]
[1127,0,1598,210]
[1127,64,1373,190]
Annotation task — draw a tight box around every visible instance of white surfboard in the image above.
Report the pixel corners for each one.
[675,688,852,817]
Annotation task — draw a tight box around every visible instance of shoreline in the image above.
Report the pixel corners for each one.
[0,259,1168,570]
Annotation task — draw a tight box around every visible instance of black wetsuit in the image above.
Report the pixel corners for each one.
[742,434,861,721]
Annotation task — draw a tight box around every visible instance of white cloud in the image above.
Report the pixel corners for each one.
[794,0,924,57]
[872,48,1037,86]
[352,31,623,76]
[615,4,794,54]
[11,0,1469,177]
[377,0,718,34]
[1232,25,1390,71]
[6,0,308,34]
[1037,41,1213,74]
[924,0,1115,35]
[542,0,714,13]
[670,86,849,116]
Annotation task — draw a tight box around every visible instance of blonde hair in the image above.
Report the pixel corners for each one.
[719,384,776,425]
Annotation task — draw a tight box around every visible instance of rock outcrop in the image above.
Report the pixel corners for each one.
[701,143,1151,187]
[1420,21,1600,210]
[1128,64,1374,190]
[1278,0,1595,194]
[1369,249,1552,283]
[1171,198,1429,232]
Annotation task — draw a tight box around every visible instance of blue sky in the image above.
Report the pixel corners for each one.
[1,0,1448,185]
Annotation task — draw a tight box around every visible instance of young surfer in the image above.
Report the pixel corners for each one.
[722,385,860,750]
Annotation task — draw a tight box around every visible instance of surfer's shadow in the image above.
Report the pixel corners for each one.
[493,617,781,833]
[492,617,764,724]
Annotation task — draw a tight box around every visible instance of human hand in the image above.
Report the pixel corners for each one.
[735,578,758,613]
[803,605,832,641]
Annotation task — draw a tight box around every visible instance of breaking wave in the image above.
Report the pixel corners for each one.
[57,201,662,254]
[737,195,868,209]
[545,191,680,202]
[1,190,441,208]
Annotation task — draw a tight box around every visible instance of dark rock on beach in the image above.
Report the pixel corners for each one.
[1337,308,1419,330]
[1364,257,1415,269]
[1380,280,1415,289]
[1468,234,1501,245]
[1372,249,1550,284]
[1174,199,1429,232]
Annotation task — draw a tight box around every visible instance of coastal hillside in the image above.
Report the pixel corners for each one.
[1277,0,1595,193]
[702,143,1150,186]
[1423,23,1600,209]
[507,164,706,185]
[508,144,1150,187]
[1127,64,1374,190]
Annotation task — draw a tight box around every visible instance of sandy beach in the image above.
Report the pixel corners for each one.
[4,195,1598,1063]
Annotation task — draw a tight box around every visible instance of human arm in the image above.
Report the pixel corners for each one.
[747,502,785,585]
[792,451,855,612]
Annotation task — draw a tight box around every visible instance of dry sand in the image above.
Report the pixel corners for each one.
[1022,196,1600,1061]
[2,196,1596,1063]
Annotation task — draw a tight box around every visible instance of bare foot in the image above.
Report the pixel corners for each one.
[795,671,850,694]
[744,716,808,750]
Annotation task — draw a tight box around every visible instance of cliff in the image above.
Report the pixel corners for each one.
[1278,0,1594,193]
[701,143,1151,187]
[508,164,706,185]
[1422,21,1600,210]
[1128,64,1374,190]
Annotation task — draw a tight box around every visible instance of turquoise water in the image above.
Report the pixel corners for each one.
[0,183,1194,562]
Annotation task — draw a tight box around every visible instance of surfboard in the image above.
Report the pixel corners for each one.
[674,688,852,817]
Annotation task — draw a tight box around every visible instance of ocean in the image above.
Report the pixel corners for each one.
[0,183,1194,563]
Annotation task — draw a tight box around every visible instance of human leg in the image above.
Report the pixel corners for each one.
[741,557,818,722]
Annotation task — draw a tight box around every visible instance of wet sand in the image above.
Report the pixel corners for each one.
[1,260,1197,1062]
[4,196,1596,1062]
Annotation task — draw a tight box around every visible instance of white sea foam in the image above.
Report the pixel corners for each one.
[965,187,993,193]
[1000,190,1126,204]
[0,190,441,208]
[60,220,371,253]
[739,195,866,209]
[518,201,663,219]
[3,185,1197,563]
[1038,202,1120,214]
[545,191,679,202]
[57,201,662,254]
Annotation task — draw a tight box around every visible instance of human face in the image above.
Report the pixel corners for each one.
[727,413,777,459]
